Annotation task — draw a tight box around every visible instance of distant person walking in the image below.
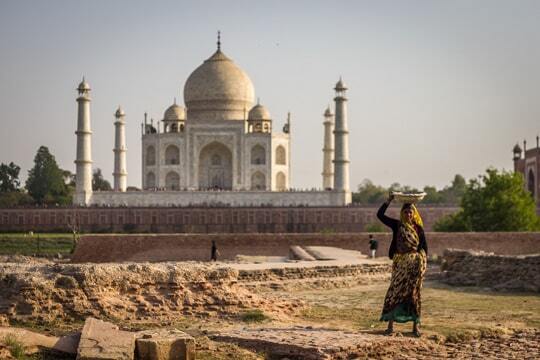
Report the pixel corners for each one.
[210,240,219,262]
[368,234,378,258]
[377,194,428,337]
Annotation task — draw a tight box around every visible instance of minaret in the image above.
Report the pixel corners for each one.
[113,106,127,192]
[322,106,334,189]
[333,78,350,191]
[74,78,93,205]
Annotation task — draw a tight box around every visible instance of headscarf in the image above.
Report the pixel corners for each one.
[400,203,424,228]
[397,204,424,251]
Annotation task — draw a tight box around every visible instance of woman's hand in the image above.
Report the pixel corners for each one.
[387,193,395,203]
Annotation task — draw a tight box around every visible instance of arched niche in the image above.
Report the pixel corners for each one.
[146,146,156,166]
[275,145,286,165]
[251,171,266,190]
[251,144,266,165]
[276,171,286,191]
[165,145,180,165]
[528,169,536,198]
[146,172,156,189]
[165,171,180,190]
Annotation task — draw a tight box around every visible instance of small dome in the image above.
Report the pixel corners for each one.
[334,77,347,91]
[513,143,523,153]
[248,103,271,121]
[77,78,91,92]
[115,106,125,118]
[324,106,333,117]
[183,49,255,121]
[163,103,185,121]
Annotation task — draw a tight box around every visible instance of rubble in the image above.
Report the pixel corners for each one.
[77,317,135,360]
[442,249,540,292]
[135,329,195,360]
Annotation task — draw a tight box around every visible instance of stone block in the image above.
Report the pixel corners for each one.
[77,317,135,360]
[135,329,195,360]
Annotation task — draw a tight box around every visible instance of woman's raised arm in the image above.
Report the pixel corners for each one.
[376,196,399,229]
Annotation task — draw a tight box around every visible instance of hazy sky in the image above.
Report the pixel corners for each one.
[1,0,539,190]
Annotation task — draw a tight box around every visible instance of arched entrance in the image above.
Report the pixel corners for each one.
[198,142,233,190]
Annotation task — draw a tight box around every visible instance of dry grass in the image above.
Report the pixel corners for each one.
[3,334,27,360]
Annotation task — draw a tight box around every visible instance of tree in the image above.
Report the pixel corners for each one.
[92,168,112,191]
[352,179,388,204]
[439,174,466,204]
[435,168,540,231]
[422,185,444,204]
[26,146,70,204]
[0,162,21,192]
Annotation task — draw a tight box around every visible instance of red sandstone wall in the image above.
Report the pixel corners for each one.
[71,232,540,263]
[0,205,458,233]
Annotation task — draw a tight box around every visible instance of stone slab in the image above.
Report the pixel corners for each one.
[135,329,195,360]
[289,245,316,261]
[304,246,367,261]
[76,318,135,360]
[211,327,427,360]
[0,327,78,355]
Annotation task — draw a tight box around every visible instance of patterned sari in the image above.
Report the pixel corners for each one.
[380,221,427,324]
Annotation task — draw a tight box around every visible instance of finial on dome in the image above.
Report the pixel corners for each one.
[174,97,177,105]
[217,30,221,51]
[257,97,260,105]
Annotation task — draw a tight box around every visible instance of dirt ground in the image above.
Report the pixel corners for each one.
[3,263,539,359]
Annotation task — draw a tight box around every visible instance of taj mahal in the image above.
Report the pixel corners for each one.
[73,36,351,207]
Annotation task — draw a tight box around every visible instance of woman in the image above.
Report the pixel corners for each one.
[377,194,428,337]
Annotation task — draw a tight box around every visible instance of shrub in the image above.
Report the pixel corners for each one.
[240,309,270,323]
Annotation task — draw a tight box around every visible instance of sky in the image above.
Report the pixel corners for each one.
[1,0,539,190]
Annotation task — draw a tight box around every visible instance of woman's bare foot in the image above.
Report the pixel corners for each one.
[412,324,421,337]
[384,320,394,335]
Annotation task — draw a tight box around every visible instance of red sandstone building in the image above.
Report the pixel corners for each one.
[513,136,540,204]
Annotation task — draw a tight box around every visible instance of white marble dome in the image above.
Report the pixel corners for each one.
[248,103,271,121]
[183,49,255,121]
[163,103,185,121]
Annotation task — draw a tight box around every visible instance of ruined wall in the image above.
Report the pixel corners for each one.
[441,249,540,292]
[0,261,390,323]
[71,232,540,263]
[0,205,457,233]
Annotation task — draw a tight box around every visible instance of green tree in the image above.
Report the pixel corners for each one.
[422,185,444,204]
[0,191,34,207]
[0,162,21,192]
[352,179,388,204]
[435,168,540,231]
[26,146,70,204]
[92,168,112,191]
[439,174,466,204]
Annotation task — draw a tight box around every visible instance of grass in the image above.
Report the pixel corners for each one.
[3,334,27,360]
[240,309,271,323]
[0,233,74,256]
[295,281,540,340]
